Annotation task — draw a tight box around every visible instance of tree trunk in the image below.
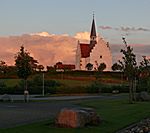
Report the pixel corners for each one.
[129,80,133,103]
[129,78,136,103]
[24,79,28,102]
[132,78,136,102]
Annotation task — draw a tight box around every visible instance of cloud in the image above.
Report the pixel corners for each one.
[120,27,150,32]
[99,26,113,30]
[0,32,150,68]
[30,32,55,37]
[110,44,150,64]
[0,32,77,67]
[74,32,90,41]
[99,25,150,32]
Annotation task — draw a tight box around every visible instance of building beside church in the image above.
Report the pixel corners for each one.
[76,15,112,71]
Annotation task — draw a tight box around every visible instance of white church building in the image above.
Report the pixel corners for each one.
[76,15,112,71]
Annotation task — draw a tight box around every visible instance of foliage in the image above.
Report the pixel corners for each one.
[15,46,38,80]
[37,65,44,71]
[0,80,7,94]
[119,46,137,80]
[15,46,39,93]
[113,38,138,103]
[98,63,106,72]
[15,46,31,80]
[0,61,7,74]
[85,63,93,71]
[138,56,150,92]
[86,81,102,93]
[112,62,122,71]
[17,74,61,94]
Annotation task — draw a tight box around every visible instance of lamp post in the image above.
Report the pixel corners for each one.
[42,72,45,96]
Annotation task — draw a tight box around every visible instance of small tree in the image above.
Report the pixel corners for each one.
[15,46,37,99]
[139,56,150,76]
[112,63,122,71]
[139,56,150,91]
[37,65,44,72]
[29,56,39,71]
[0,61,7,75]
[95,63,106,80]
[86,63,93,71]
[116,38,138,103]
[98,63,106,72]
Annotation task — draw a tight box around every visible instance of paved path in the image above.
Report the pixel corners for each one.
[0,94,126,128]
[0,101,78,128]
[0,94,126,101]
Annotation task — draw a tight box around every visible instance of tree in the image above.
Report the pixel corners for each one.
[115,38,138,103]
[37,65,44,71]
[15,46,37,101]
[98,63,106,72]
[0,61,7,75]
[112,62,122,71]
[95,63,106,80]
[86,63,93,71]
[139,56,150,91]
[29,56,39,71]
[139,56,150,77]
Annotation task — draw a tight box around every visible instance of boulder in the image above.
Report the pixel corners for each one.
[1,94,13,102]
[136,91,150,101]
[112,90,119,94]
[55,107,100,128]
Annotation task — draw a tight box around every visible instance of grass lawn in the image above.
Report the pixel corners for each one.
[0,79,20,87]
[56,79,92,87]
[1,98,150,133]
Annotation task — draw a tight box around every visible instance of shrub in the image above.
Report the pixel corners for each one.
[14,74,61,94]
[56,85,88,94]
[0,81,7,94]
[86,81,102,93]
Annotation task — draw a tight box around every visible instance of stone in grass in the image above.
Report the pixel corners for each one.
[55,107,101,128]
[1,94,13,102]
[136,91,150,101]
[112,90,119,94]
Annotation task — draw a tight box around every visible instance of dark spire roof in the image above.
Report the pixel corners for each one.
[90,14,97,37]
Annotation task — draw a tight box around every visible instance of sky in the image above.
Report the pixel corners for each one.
[0,0,150,42]
[0,0,150,66]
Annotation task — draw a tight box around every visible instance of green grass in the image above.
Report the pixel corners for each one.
[1,98,150,133]
[57,79,92,87]
[0,79,20,87]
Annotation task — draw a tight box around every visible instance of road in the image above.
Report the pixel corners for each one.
[0,94,126,101]
[0,94,126,128]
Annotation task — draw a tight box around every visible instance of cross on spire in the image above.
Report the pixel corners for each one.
[93,11,94,19]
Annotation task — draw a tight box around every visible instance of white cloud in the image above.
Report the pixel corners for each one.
[30,32,55,37]
[0,32,149,67]
[74,31,90,42]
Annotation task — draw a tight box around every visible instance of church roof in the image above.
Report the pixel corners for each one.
[80,43,91,58]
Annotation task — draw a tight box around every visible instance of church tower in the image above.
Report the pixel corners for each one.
[90,14,97,49]
[75,14,112,71]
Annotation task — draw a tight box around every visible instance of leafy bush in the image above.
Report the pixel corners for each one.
[56,85,88,94]
[86,81,102,93]
[25,75,60,94]
[0,81,7,94]
[137,77,150,92]
[4,74,61,94]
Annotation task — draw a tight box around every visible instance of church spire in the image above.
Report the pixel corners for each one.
[90,13,97,38]
[90,13,97,48]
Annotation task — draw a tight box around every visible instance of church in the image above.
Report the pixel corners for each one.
[75,15,112,71]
